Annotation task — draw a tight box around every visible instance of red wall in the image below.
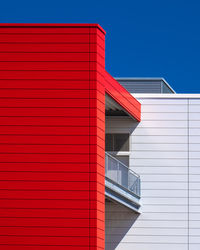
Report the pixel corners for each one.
[0,24,140,250]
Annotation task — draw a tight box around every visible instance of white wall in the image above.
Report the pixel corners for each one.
[105,95,200,250]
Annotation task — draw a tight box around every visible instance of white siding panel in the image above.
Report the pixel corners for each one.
[189,159,200,167]
[142,197,187,205]
[132,143,187,151]
[190,175,200,182]
[130,158,187,167]
[132,151,187,159]
[189,198,200,205]
[190,211,200,221]
[106,97,200,250]
[141,205,188,213]
[141,112,187,121]
[142,105,187,113]
[190,143,200,150]
[189,205,200,212]
[142,182,188,189]
[190,152,200,158]
[189,121,200,127]
[132,128,188,136]
[137,212,187,220]
[190,182,200,188]
[131,135,187,143]
[141,174,187,182]
[108,235,187,243]
[189,190,200,197]
[139,99,188,105]
[189,113,200,120]
[189,105,200,112]
[189,136,200,143]
[108,243,187,250]
[189,221,200,228]
[141,189,187,198]
[138,120,187,128]
[189,244,200,250]
[133,166,187,174]
[107,227,188,236]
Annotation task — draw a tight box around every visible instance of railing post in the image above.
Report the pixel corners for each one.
[128,169,129,191]
[117,161,119,185]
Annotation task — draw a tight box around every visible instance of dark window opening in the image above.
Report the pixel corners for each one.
[105,133,129,152]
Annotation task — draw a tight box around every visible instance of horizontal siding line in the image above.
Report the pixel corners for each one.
[107,127,188,129]
[139,181,187,183]
[142,203,188,206]
[131,165,188,167]
[0,244,95,247]
[0,198,105,203]
[0,235,105,241]
[0,116,102,118]
[142,112,187,113]
[130,157,188,159]
[106,225,188,228]
[0,125,101,127]
[0,41,105,48]
[0,144,105,149]
[0,35,105,43]
[106,219,188,222]
[0,97,98,99]
[132,150,188,152]
[141,104,188,106]
[131,135,188,137]
[131,143,188,144]
[0,70,99,72]
[0,208,104,212]
[137,173,187,175]
[106,234,188,237]
[105,242,186,245]
[142,188,188,190]
[140,119,187,121]
[0,107,101,109]
[0,94,103,97]
[0,217,104,223]
[0,188,105,193]
[142,197,188,198]
[0,61,105,70]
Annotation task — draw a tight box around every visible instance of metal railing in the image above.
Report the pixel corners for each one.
[105,152,140,197]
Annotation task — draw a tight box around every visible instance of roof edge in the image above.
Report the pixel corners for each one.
[0,23,106,35]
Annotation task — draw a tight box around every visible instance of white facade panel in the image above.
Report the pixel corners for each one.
[106,243,187,250]
[105,96,200,250]
[142,104,187,113]
[133,166,187,174]
[131,135,187,143]
[132,143,188,151]
[132,127,188,136]
[141,112,187,120]
[140,174,187,182]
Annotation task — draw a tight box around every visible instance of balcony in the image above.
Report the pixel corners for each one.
[105,152,141,212]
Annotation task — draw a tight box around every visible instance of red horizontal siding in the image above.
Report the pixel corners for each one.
[0,23,141,250]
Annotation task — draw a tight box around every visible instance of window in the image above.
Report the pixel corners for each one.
[105,133,129,152]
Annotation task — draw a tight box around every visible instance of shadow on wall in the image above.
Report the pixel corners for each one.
[105,199,140,250]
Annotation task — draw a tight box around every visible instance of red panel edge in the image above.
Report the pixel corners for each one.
[0,23,106,35]
[104,71,141,122]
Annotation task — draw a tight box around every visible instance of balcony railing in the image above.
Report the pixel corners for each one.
[105,152,140,197]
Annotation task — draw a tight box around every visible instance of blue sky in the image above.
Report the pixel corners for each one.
[1,0,200,93]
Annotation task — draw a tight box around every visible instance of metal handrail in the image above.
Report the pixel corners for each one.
[105,152,141,197]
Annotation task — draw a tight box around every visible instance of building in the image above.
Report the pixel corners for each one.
[0,24,199,250]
